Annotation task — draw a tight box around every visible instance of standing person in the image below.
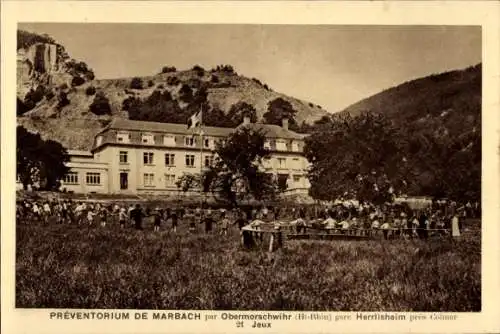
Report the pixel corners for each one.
[153,208,162,232]
[87,206,96,225]
[220,211,230,236]
[118,207,127,229]
[43,201,51,224]
[418,211,428,239]
[100,206,109,227]
[451,213,461,237]
[203,209,214,234]
[170,209,178,233]
[130,204,145,230]
[234,211,248,230]
[184,209,196,233]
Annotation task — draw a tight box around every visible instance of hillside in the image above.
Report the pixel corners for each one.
[341,64,481,137]
[17,31,328,150]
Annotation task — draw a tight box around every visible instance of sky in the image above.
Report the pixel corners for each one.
[19,23,481,112]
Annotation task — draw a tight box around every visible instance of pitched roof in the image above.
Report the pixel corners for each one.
[236,123,306,140]
[106,119,234,137]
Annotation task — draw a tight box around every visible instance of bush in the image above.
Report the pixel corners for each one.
[71,76,85,87]
[85,86,97,96]
[192,65,205,77]
[166,76,180,86]
[89,92,111,115]
[57,92,70,110]
[130,77,143,90]
[122,96,138,111]
[45,90,55,101]
[157,84,164,89]
[25,86,46,106]
[148,80,154,87]
[161,66,177,73]
[210,75,219,83]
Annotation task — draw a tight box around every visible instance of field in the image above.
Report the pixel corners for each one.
[16,218,481,311]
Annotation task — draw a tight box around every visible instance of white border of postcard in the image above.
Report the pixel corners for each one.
[2,1,500,334]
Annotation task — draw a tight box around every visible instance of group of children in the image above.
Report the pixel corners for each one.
[16,198,467,239]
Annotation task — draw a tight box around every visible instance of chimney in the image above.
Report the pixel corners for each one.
[243,116,251,125]
[282,118,289,130]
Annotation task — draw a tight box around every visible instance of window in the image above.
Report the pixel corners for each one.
[165,153,175,166]
[204,138,211,148]
[143,152,154,165]
[184,136,195,147]
[292,158,300,170]
[63,172,79,184]
[278,158,286,169]
[142,134,155,144]
[144,173,155,187]
[86,172,101,185]
[293,175,301,183]
[185,154,195,167]
[119,151,128,164]
[164,174,176,187]
[276,140,287,151]
[116,132,130,143]
[163,135,176,146]
[204,155,214,167]
[120,173,128,190]
[292,141,300,152]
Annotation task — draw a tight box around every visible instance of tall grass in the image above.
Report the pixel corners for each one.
[16,220,480,311]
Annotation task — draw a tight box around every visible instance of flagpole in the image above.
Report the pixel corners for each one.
[199,105,204,213]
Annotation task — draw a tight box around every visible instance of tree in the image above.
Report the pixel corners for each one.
[130,77,143,89]
[263,98,298,130]
[304,113,404,204]
[161,66,177,73]
[128,90,186,123]
[89,92,111,115]
[17,126,69,190]
[176,173,200,193]
[203,127,277,207]
[85,86,97,96]
[227,101,257,126]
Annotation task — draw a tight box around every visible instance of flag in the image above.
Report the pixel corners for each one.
[187,110,202,130]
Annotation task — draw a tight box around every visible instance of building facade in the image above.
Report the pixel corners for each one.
[55,117,311,196]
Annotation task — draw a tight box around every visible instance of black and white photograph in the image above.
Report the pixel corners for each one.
[12,22,484,313]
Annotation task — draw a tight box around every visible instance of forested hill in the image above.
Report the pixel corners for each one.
[341,64,481,128]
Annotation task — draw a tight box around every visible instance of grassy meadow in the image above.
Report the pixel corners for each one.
[16,218,481,311]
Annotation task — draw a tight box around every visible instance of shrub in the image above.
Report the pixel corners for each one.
[211,75,219,83]
[192,65,205,77]
[85,86,97,96]
[130,77,144,90]
[148,80,154,87]
[71,76,85,87]
[25,85,46,106]
[122,96,138,111]
[161,66,177,73]
[45,90,55,101]
[308,102,314,107]
[157,84,164,89]
[166,76,180,86]
[89,92,111,115]
[57,92,70,110]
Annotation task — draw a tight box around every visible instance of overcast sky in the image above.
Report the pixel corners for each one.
[19,23,481,112]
